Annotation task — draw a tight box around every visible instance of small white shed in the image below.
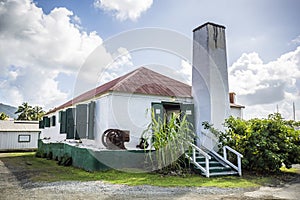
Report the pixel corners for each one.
[0,120,40,151]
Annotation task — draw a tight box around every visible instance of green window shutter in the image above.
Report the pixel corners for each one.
[180,103,195,131]
[151,103,164,124]
[151,103,164,144]
[59,111,67,133]
[43,117,46,127]
[75,104,88,139]
[58,111,62,123]
[66,108,75,139]
[46,117,50,127]
[39,120,44,129]
[88,101,95,140]
[44,116,50,128]
[51,116,56,126]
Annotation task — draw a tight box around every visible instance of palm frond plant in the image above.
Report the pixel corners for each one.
[141,109,196,175]
[14,102,45,121]
[0,112,9,120]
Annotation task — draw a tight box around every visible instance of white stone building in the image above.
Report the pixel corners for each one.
[40,22,244,150]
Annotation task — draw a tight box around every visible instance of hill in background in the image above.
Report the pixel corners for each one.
[0,103,17,119]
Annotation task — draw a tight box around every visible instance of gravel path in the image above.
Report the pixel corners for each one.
[1,160,299,200]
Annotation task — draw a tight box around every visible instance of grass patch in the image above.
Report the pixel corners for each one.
[0,152,36,158]
[280,166,299,174]
[0,152,296,188]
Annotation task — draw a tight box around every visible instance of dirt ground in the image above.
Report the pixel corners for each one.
[0,159,299,200]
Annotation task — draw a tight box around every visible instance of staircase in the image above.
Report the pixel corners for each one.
[185,143,243,177]
[192,152,239,176]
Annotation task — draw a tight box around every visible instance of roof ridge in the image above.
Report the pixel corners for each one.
[110,67,144,90]
[120,67,190,86]
[144,67,190,86]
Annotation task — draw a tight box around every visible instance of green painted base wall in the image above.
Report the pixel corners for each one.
[37,140,149,171]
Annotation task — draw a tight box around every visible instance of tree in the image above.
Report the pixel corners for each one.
[0,112,9,120]
[15,102,45,121]
[15,102,33,120]
[31,106,45,121]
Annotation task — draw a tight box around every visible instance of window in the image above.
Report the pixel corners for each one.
[88,101,95,139]
[39,120,44,129]
[75,104,88,139]
[18,134,31,143]
[66,108,75,139]
[59,111,67,133]
[51,115,56,126]
[43,116,50,128]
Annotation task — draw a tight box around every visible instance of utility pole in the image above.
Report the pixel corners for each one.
[293,102,296,121]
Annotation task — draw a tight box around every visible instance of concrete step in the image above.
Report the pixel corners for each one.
[203,170,239,177]
[195,165,232,173]
[194,156,218,162]
[198,160,224,167]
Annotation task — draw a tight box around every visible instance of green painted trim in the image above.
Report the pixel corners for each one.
[37,140,150,172]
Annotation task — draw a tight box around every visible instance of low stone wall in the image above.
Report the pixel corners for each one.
[37,139,149,172]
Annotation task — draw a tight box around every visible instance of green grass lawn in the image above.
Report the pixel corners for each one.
[0,152,298,188]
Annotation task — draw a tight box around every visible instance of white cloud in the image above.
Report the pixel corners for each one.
[179,60,192,85]
[72,15,81,25]
[229,47,300,120]
[291,35,300,45]
[94,0,153,21]
[98,47,134,84]
[0,0,102,109]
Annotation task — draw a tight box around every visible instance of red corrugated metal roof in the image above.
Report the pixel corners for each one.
[47,67,191,114]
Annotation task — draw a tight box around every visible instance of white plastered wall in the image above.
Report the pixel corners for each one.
[0,131,40,150]
[41,92,193,150]
[230,107,243,119]
[93,92,193,150]
[40,112,66,142]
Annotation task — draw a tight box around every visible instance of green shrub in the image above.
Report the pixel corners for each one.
[219,113,300,172]
[47,151,53,160]
[35,150,42,158]
[57,154,72,166]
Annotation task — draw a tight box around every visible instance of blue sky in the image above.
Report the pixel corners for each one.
[1,0,300,120]
[35,0,300,64]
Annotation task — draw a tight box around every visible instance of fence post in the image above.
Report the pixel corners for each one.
[205,157,210,177]
[238,156,242,176]
[223,146,227,160]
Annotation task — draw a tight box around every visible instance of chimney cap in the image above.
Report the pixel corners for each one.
[193,22,226,32]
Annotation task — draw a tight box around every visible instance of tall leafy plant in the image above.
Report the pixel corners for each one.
[142,110,195,174]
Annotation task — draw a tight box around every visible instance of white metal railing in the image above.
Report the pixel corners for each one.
[211,146,243,176]
[185,142,211,177]
[223,146,243,176]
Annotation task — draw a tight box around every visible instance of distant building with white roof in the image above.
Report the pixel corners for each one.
[0,120,40,151]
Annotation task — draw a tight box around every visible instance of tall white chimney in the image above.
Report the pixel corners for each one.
[192,22,230,149]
